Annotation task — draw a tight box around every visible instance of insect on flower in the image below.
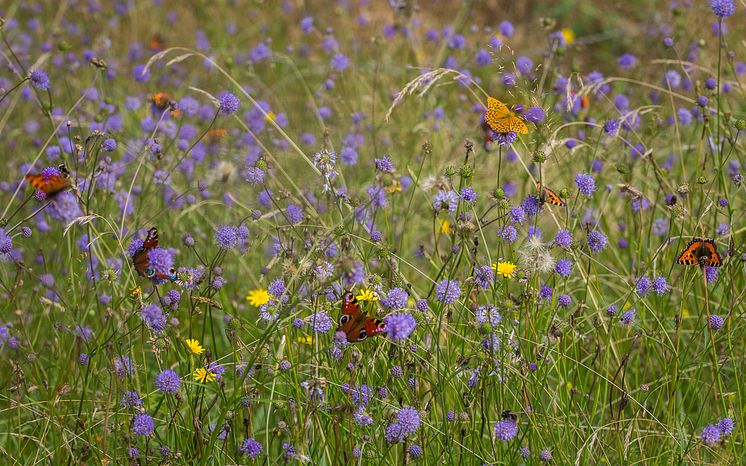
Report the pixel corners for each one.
[25,164,71,199]
[483,96,529,135]
[338,290,386,343]
[676,238,722,268]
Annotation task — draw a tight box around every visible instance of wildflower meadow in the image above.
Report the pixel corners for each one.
[1,1,746,464]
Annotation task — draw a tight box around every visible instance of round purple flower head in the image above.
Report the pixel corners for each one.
[385,313,416,340]
[142,304,167,334]
[709,314,724,330]
[710,0,735,17]
[494,418,518,441]
[218,91,240,115]
[132,414,154,436]
[555,259,572,277]
[701,424,721,444]
[155,369,181,394]
[239,438,263,458]
[435,279,460,304]
[621,309,636,326]
[287,204,303,224]
[587,230,608,253]
[539,449,553,462]
[718,417,734,435]
[30,70,50,90]
[524,106,545,124]
[215,226,237,250]
[382,288,408,310]
[575,173,596,196]
[397,407,421,435]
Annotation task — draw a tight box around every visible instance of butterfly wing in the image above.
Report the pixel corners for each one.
[485,97,511,131]
[507,115,529,135]
[132,228,159,277]
[676,238,704,266]
[538,183,566,207]
[699,239,722,267]
[26,170,71,197]
[338,291,383,343]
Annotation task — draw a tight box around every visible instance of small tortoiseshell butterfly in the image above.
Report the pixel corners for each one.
[132,227,177,281]
[537,182,566,207]
[26,164,71,198]
[676,238,721,268]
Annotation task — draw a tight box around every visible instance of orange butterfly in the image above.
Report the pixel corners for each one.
[26,164,71,198]
[676,238,722,268]
[149,34,165,52]
[537,182,565,207]
[151,92,180,117]
[484,96,529,135]
[337,291,386,343]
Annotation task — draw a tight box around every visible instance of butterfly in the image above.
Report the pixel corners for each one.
[537,182,566,207]
[132,227,177,281]
[151,92,180,117]
[149,34,165,52]
[484,96,529,135]
[676,238,722,268]
[337,290,386,343]
[25,164,71,198]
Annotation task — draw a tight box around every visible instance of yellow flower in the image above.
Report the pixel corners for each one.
[356,289,378,302]
[129,286,142,299]
[185,339,205,355]
[560,28,575,45]
[493,261,517,279]
[264,111,276,122]
[297,335,313,345]
[439,219,451,234]
[193,367,216,383]
[246,289,272,307]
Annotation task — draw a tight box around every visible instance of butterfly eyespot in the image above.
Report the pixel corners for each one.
[145,268,155,277]
[339,315,350,325]
[358,329,367,340]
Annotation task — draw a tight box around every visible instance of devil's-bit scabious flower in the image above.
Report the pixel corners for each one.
[709,314,724,330]
[287,204,303,224]
[621,309,636,326]
[718,417,734,435]
[475,265,494,288]
[155,369,181,394]
[575,173,596,196]
[132,414,155,436]
[636,276,651,297]
[385,313,416,340]
[555,259,572,277]
[494,418,518,441]
[30,70,50,90]
[382,288,408,309]
[239,438,263,458]
[524,106,545,124]
[141,304,166,334]
[539,449,553,462]
[710,0,735,17]
[215,226,237,250]
[588,230,608,253]
[652,276,669,295]
[554,229,572,248]
[310,312,333,334]
[701,424,721,444]
[435,279,460,304]
[218,91,240,115]
[397,407,421,435]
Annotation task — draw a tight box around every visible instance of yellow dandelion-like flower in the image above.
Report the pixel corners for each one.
[439,219,451,234]
[560,28,575,45]
[185,339,205,355]
[264,111,276,122]
[193,367,216,383]
[297,335,313,345]
[356,289,378,302]
[493,261,517,279]
[129,286,142,299]
[246,289,272,307]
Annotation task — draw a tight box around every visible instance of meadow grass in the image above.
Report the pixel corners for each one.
[0,1,745,464]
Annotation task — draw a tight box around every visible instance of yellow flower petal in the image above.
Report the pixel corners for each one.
[493,261,517,279]
[185,338,205,355]
[246,289,272,307]
[355,289,378,302]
